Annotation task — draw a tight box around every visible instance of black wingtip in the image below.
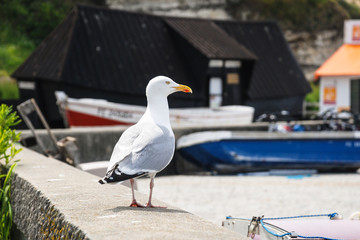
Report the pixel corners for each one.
[98,179,107,184]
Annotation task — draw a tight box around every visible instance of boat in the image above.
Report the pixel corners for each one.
[55,91,254,128]
[222,213,360,240]
[176,130,360,173]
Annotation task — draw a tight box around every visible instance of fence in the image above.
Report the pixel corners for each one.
[303,102,319,118]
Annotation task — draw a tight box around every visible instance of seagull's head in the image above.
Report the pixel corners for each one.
[146,76,192,98]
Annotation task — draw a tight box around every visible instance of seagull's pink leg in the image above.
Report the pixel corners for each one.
[146,177,166,208]
[129,178,145,207]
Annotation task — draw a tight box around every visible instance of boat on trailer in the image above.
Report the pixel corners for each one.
[55,91,254,128]
[177,131,360,173]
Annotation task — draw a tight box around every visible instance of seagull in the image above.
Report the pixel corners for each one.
[99,76,192,208]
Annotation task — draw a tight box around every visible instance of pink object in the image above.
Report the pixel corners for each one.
[260,219,360,239]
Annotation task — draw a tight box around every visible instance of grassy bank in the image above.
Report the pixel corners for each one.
[0,76,19,99]
[0,22,35,99]
[0,22,35,75]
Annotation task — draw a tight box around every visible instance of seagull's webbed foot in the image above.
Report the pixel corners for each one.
[129,200,145,208]
[146,202,167,208]
[145,203,167,208]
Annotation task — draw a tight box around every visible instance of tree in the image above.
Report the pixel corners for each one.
[0,0,106,44]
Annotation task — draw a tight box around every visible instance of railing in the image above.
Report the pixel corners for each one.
[303,101,319,118]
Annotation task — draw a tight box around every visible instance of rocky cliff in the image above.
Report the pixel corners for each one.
[285,30,343,81]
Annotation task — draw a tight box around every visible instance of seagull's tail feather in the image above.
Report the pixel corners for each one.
[98,164,147,184]
[98,172,146,184]
[98,178,108,184]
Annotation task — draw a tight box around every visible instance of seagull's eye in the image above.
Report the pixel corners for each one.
[165,81,170,85]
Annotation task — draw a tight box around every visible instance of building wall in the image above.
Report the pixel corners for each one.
[319,75,360,113]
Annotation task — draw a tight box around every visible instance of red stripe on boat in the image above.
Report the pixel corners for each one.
[66,110,133,127]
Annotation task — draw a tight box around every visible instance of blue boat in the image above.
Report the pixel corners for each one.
[176,131,360,173]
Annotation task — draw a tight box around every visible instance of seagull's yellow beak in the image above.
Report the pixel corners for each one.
[173,84,192,93]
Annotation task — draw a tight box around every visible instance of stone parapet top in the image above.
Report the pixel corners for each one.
[11,147,244,239]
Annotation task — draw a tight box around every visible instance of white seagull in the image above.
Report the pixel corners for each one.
[99,76,192,208]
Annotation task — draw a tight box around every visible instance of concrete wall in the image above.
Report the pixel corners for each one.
[11,147,244,239]
[19,122,324,175]
[19,123,269,175]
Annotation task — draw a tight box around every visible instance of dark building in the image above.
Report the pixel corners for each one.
[12,4,311,127]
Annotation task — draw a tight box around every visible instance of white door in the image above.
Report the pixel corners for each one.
[209,77,222,108]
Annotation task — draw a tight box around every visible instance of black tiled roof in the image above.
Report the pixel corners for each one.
[13,9,77,81]
[165,18,257,60]
[216,20,311,99]
[12,4,310,101]
[62,6,192,95]
[13,5,192,95]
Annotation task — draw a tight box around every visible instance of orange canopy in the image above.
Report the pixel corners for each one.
[314,44,360,80]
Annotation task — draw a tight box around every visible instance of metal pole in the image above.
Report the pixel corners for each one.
[30,99,60,152]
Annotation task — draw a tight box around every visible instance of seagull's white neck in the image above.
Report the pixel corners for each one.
[144,95,171,129]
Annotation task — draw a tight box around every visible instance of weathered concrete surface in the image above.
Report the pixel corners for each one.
[11,147,244,240]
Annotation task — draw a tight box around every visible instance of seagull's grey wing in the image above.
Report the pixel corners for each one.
[117,125,175,175]
[106,124,141,171]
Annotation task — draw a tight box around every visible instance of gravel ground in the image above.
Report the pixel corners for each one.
[136,174,360,226]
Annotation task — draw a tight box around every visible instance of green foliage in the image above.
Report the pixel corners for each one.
[0,21,36,75]
[0,0,106,98]
[0,76,20,100]
[226,0,360,33]
[305,81,320,103]
[0,104,21,240]
[338,0,360,19]
[0,163,16,240]
[0,0,106,45]
[0,104,22,167]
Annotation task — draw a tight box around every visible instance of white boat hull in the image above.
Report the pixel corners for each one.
[55,91,254,127]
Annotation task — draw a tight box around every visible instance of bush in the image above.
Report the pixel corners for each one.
[0,104,22,167]
[0,164,16,240]
[305,81,320,103]
[0,104,22,240]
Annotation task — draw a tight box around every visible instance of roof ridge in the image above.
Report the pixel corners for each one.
[165,18,257,60]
